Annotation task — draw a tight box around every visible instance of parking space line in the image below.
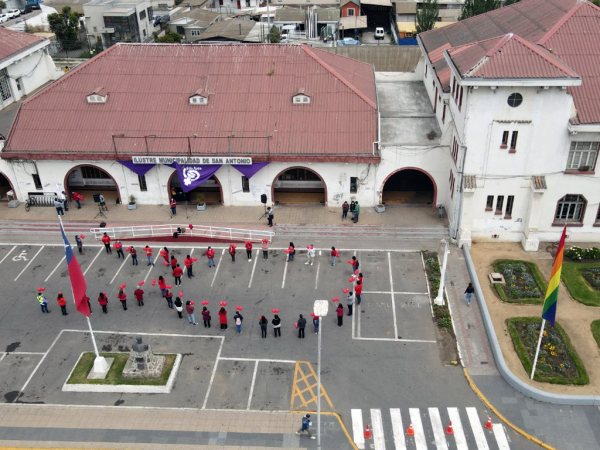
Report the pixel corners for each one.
[492,424,511,450]
[0,353,6,362]
[14,246,44,282]
[371,408,386,450]
[248,249,259,288]
[315,261,320,290]
[351,409,365,449]
[353,336,436,343]
[246,360,259,410]
[143,259,156,283]
[83,247,103,276]
[390,408,406,450]
[210,249,225,288]
[201,334,225,410]
[447,407,468,450]
[0,245,16,266]
[218,357,295,363]
[45,255,66,282]
[9,352,45,355]
[428,407,448,450]
[387,252,398,340]
[109,254,130,284]
[421,252,433,318]
[363,291,429,295]
[282,255,288,289]
[466,407,490,450]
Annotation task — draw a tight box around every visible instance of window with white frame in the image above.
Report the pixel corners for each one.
[566,141,598,171]
[347,7,355,15]
[191,30,201,36]
[554,194,586,223]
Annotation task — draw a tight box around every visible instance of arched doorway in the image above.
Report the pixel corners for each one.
[64,165,121,204]
[272,167,326,205]
[168,171,223,204]
[381,167,436,206]
[0,172,16,201]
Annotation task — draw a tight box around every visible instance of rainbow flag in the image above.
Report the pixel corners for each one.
[542,226,567,326]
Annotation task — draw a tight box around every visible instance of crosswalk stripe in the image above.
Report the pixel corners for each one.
[409,408,428,450]
[371,409,386,450]
[352,409,365,450]
[389,408,406,450]
[447,407,468,450]
[493,424,511,450]
[428,407,448,450]
[466,407,491,450]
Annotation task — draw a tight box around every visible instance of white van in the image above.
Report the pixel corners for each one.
[7,9,21,18]
[375,27,385,40]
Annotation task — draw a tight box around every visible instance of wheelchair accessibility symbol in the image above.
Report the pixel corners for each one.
[12,250,29,262]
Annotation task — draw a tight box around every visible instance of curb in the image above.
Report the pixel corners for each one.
[462,244,600,406]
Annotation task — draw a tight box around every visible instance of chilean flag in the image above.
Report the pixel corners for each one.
[60,222,90,317]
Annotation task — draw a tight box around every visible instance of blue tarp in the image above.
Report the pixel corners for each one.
[398,38,418,46]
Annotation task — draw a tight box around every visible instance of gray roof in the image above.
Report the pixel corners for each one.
[194,18,257,41]
[172,8,220,27]
[275,7,306,22]
[316,7,340,22]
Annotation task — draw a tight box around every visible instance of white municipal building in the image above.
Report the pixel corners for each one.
[1,0,600,251]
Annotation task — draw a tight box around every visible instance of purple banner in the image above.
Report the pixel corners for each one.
[174,162,222,193]
[231,162,270,179]
[118,161,156,176]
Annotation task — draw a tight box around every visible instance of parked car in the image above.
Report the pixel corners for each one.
[375,27,385,40]
[7,9,21,18]
[20,5,33,14]
[0,13,9,23]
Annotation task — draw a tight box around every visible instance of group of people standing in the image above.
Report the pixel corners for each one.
[341,201,360,223]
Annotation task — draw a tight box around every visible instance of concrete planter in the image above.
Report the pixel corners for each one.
[375,204,386,213]
[197,203,207,211]
[128,203,137,210]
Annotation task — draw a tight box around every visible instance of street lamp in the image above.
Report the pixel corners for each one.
[434,239,450,306]
[313,300,329,450]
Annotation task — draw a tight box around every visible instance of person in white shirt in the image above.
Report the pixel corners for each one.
[305,245,315,266]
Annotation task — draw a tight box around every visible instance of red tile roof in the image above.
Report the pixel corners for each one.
[419,0,600,124]
[4,44,378,162]
[0,27,47,63]
[446,33,580,80]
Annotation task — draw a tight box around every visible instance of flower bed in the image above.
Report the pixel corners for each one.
[565,246,600,262]
[493,260,547,304]
[507,317,588,385]
[562,262,600,306]
[423,251,451,330]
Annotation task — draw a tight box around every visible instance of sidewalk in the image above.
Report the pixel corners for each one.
[0,406,351,449]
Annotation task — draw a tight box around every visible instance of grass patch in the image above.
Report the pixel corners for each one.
[562,262,600,307]
[67,352,176,385]
[591,320,600,351]
[507,317,588,385]
[493,260,547,304]
[422,251,453,332]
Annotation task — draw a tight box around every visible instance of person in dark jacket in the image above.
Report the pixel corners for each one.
[259,316,268,338]
[272,314,281,337]
[234,311,244,334]
[202,307,211,327]
[75,235,83,254]
[465,282,475,306]
[313,315,319,334]
[297,314,307,339]
[174,296,183,318]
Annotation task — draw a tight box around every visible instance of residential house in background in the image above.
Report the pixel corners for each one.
[84,0,154,49]
[167,8,220,41]
[212,0,258,11]
[194,17,269,41]
[0,27,60,111]
[394,0,464,38]
[339,0,367,34]
[274,6,339,38]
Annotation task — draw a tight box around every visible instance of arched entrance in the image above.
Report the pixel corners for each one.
[381,167,436,206]
[64,164,121,204]
[272,167,326,205]
[168,171,223,204]
[0,172,16,201]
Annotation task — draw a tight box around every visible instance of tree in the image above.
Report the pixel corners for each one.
[589,0,600,5]
[269,26,281,43]
[47,6,81,50]
[503,0,520,5]
[0,1,6,10]
[459,0,499,20]
[415,0,439,35]
[154,31,182,43]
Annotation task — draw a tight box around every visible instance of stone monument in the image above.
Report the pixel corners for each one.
[122,335,165,379]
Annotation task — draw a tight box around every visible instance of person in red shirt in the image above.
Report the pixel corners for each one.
[164,290,173,309]
[358,272,364,286]
[144,246,154,266]
[331,246,339,266]
[57,292,68,316]
[170,198,177,215]
[134,287,144,306]
[184,255,194,278]
[158,276,167,297]
[101,233,112,254]
[207,246,215,268]
[229,244,236,264]
[160,247,169,264]
[118,289,127,310]
[186,301,196,325]
[354,280,363,306]
[350,256,359,275]
[173,264,183,286]
[245,241,253,262]
[98,292,108,314]
[336,303,344,326]
[114,240,124,259]
[219,307,228,329]
[170,255,177,269]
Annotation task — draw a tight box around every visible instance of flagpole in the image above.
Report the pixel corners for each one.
[57,214,105,365]
[530,318,546,379]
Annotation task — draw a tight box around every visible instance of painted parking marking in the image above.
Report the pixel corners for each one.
[493,424,511,450]
[428,407,448,450]
[363,291,429,295]
[210,249,225,287]
[447,407,468,450]
[14,246,44,281]
[12,249,29,262]
[109,254,130,284]
[246,360,259,410]
[0,246,16,266]
[351,409,365,449]
[45,255,66,282]
[281,255,289,289]
[409,408,427,450]
[466,407,490,450]
[290,361,333,411]
[371,408,386,450]
[248,249,259,288]
[388,252,398,340]
[315,261,320,290]
[201,334,224,410]
[389,408,406,450]
[83,247,103,276]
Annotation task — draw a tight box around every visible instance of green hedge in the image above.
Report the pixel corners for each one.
[507,317,588,385]
[493,260,547,304]
[591,320,600,351]
[562,262,600,307]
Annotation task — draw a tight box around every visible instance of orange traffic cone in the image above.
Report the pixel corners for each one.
[364,425,372,439]
[484,416,493,430]
[407,422,415,436]
[446,421,454,435]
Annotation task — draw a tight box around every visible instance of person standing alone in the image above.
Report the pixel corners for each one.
[98,292,108,313]
[272,314,281,337]
[259,316,268,338]
[305,245,315,266]
[118,289,127,310]
[229,244,236,264]
[75,235,83,255]
[173,264,183,286]
[261,239,269,260]
[56,292,68,315]
[174,296,183,318]
[37,292,49,313]
[234,310,244,334]
[207,246,216,268]
[245,241,253,262]
[336,303,344,326]
[184,254,194,278]
[170,198,177,215]
[130,246,138,265]
[297,314,306,338]
[102,233,112,254]
[186,301,196,325]
[346,291,354,316]
[267,207,274,227]
[134,286,144,306]
[114,240,124,259]
[144,246,154,266]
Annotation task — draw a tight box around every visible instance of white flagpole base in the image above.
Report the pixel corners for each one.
[90,356,110,378]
